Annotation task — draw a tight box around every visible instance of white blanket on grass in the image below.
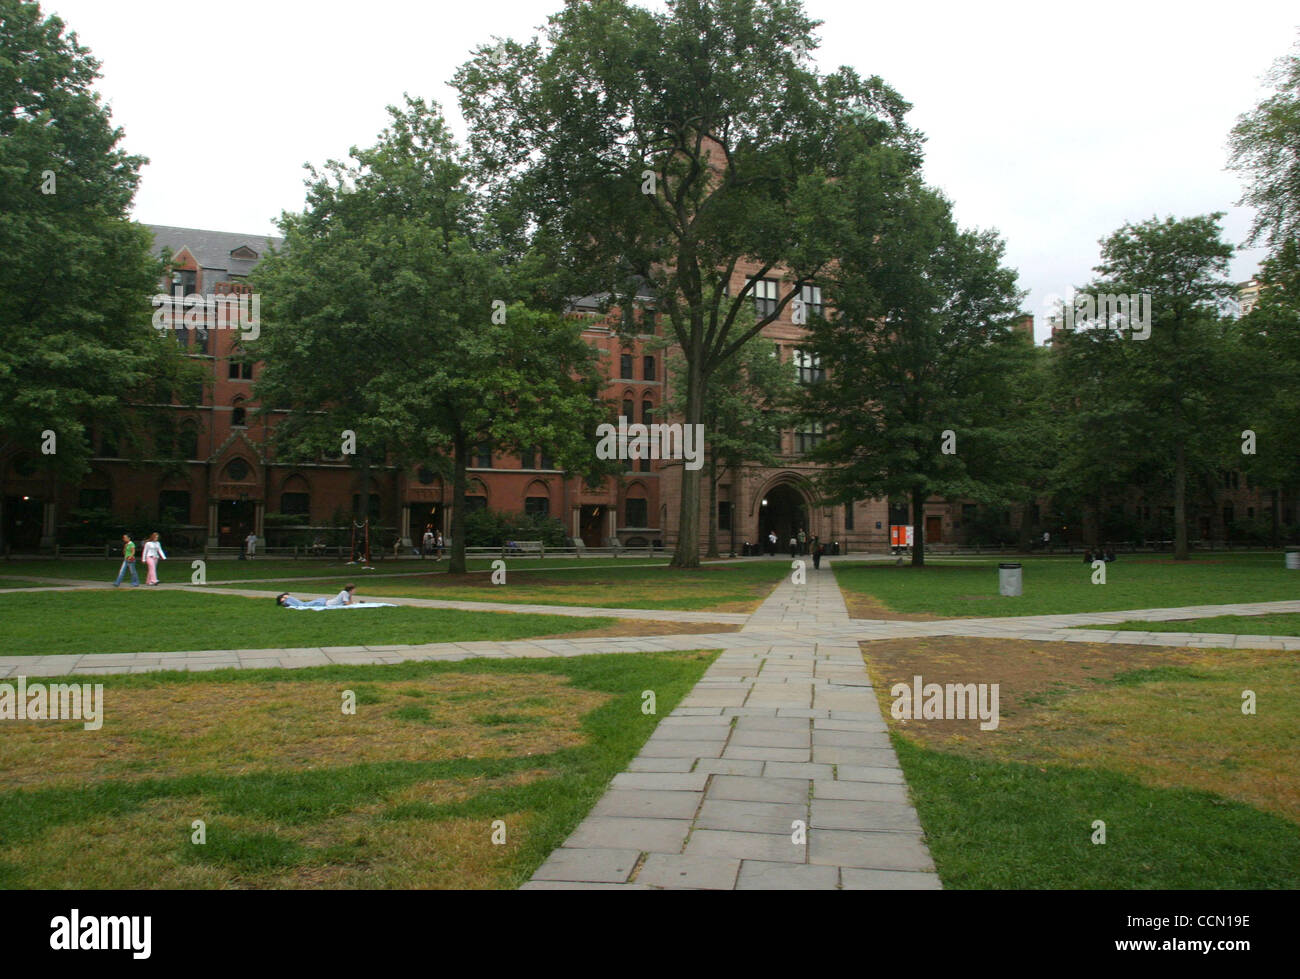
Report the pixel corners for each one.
[287,601,397,610]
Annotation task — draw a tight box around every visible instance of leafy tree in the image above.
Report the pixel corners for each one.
[0,0,189,547]
[1051,214,1240,560]
[664,309,799,557]
[454,0,923,567]
[1228,41,1300,252]
[802,180,1029,567]
[249,97,609,573]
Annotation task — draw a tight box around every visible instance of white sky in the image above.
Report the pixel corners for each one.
[46,0,1298,343]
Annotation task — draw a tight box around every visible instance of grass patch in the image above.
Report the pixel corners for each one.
[835,553,1298,618]
[209,561,789,612]
[0,590,626,656]
[1082,612,1300,636]
[863,635,1300,887]
[0,649,718,888]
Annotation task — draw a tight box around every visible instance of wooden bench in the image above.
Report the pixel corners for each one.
[502,540,544,558]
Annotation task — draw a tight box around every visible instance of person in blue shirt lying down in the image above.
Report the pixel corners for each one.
[276,593,329,608]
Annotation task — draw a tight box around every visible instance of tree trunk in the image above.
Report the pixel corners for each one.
[671,348,706,569]
[911,486,926,568]
[705,453,720,559]
[449,434,469,574]
[1271,488,1281,549]
[357,449,372,563]
[1173,439,1189,560]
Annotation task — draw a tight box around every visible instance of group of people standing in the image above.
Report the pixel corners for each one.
[1084,545,1117,563]
[420,525,445,560]
[757,529,825,568]
[112,532,167,587]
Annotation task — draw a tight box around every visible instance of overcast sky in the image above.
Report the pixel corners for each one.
[45,0,1298,343]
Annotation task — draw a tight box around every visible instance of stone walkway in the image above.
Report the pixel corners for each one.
[525,561,942,889]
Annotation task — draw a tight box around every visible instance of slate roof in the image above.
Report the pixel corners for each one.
[146,224,284,276]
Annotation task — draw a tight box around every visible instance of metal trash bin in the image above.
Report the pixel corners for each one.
[832,541,840,555]
[998,562,1023,597]
[1287,547,1300,570]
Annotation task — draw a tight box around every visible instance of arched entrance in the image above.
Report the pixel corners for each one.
[757,482,809,553]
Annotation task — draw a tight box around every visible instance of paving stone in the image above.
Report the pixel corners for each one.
[519,881,652,890]
[640,739,725,759]
[840,868,943,890]
[708,775,810,804]
[812,745,900,767]
[696,799,807,834]
[835,764,905,784]
[812,729,892,749]
[722,744,810,763]
[811,799,923,833]
[636,853,740,890]
[611,772,711,792]
[592,789,703,820]
[764,761,835,780]
[626,757,696,773]
[693,758,765,777]
[564,817,691,854]
[813,779,910,804]
[533,847,639,883]
[736,861,839,890]
[732,716,813,732]
[730,728,810,749]
[807,829,934,872]
[683,829,805,863]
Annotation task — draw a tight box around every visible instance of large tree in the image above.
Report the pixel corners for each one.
[1228,42,1300,253]
[249,97,609,573]
[664,315,799,557]
[454,0,923,567]
[801,180,1029,567]
[1051,214,1240,560]
[0,0,191,548]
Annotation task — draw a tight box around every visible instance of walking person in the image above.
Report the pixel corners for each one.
[245,531,257,559]
[113,534,139,587]
[422,526,434,560]
[142,532,167,585]
[768,530,777,556]
[797,529,807,555]
[813,539,825,570]
[435,532,444,561]
[789,535,798,559]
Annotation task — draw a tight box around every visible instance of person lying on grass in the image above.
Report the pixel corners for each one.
[276,585,356,609]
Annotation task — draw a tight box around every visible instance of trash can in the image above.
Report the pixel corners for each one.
[1287,547,1300,570]
[998,562,1022,597]
[832,541,840,556]
[742,542,751,557]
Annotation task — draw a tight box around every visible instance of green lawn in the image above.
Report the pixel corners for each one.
[1081,612,1300,636]
[0,650,717,888]
[0,591,622,657]
[835,553,1300,617]
[0,555,661,584]
[209,560,790,611]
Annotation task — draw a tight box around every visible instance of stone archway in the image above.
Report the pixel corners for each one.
[756,480,811,554]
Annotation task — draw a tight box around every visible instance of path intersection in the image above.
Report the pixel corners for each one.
[4,560,1298,889]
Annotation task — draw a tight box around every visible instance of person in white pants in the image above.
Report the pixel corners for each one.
[245,532,257,558]
[142,532,167,585]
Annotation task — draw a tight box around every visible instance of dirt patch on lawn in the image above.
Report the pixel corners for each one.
[843,592,944,621]
[861,636,1300,823]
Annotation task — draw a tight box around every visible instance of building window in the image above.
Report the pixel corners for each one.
[844,502,855,531]
[159,491,191,522]
[417,466,436,485]
[642,400,653,425]
[889,502,910,526]
[793,348,823,385]
[178,423,199,459]
[171,269,197,294]
[231,401,247,427]
[718,501,732,531]
[1223,505,1234,528]
[194,327,208,355]
[800,284,823,317]
[475,445,492,468]
[229,359,253,380]
[78,488,112,511]
[794,421,824,454]
[620,353,634,379]
[226,457,250,481]
[626,498,648,526]
[525,496,550,518]
[540,451,554,470]
[521,448,536,470]
[281,492,310,517]
[622,399,634,421]
[961,503,976,527]
[643,356,656,381]
[352,494,381,520]
[749,277,779,317]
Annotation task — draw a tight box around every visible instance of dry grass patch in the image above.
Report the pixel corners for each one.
[0,674,606,791]
[861,636,1300,823]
